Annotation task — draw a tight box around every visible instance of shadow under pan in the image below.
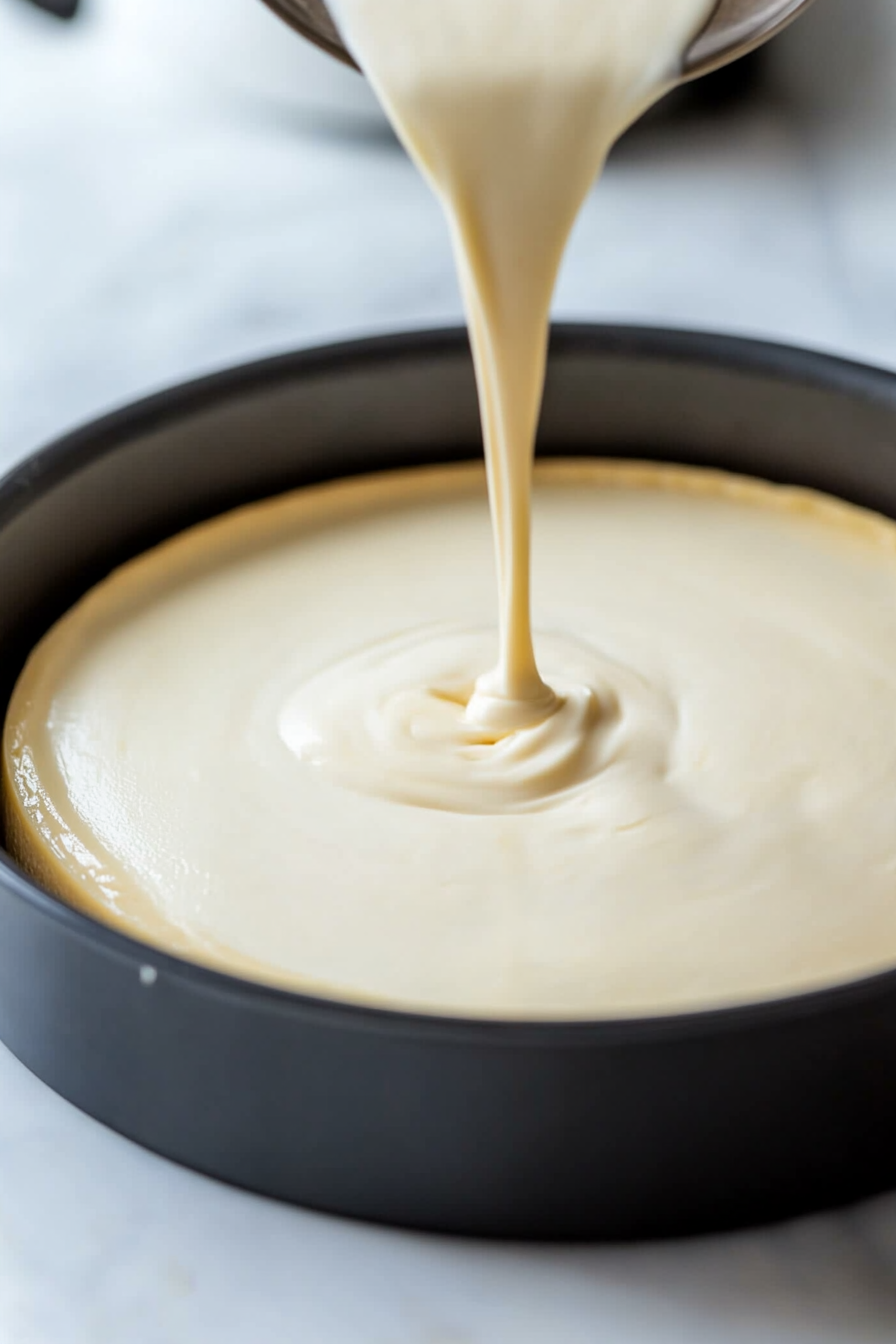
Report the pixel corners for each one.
[1,324,896,1241]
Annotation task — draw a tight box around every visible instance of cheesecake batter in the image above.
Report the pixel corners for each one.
[8,461,896,1018]
[7,0,896,1018]
[330,0,715,734]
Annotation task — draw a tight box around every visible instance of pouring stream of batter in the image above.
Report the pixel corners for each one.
[334,0,713,734]
[283,0,717,800]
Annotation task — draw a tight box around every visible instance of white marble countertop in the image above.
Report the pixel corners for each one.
[4,1,896,1338]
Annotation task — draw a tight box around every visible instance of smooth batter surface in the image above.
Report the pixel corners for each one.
[8,461,896,1018]
[9,1,896,1018]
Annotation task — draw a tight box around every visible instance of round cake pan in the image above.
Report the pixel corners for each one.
[2,325,896,1241]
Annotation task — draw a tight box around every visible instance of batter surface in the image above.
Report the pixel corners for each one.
[7,1,896,1019]
[7,460,896,1018]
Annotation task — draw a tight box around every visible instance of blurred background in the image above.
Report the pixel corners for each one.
[2,0,895,468]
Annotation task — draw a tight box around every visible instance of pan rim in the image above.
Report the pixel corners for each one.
[3,321,896,1048]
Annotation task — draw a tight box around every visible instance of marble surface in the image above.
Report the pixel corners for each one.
[4,0,896,1338]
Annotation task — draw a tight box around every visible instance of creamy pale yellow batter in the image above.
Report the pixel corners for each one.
[7,461,896,1018]
[7,1,896,1019]
[330,0,715,733]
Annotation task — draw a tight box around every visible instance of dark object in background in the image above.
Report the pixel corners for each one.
[1,325,896,1240]
[20,0,79,17]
